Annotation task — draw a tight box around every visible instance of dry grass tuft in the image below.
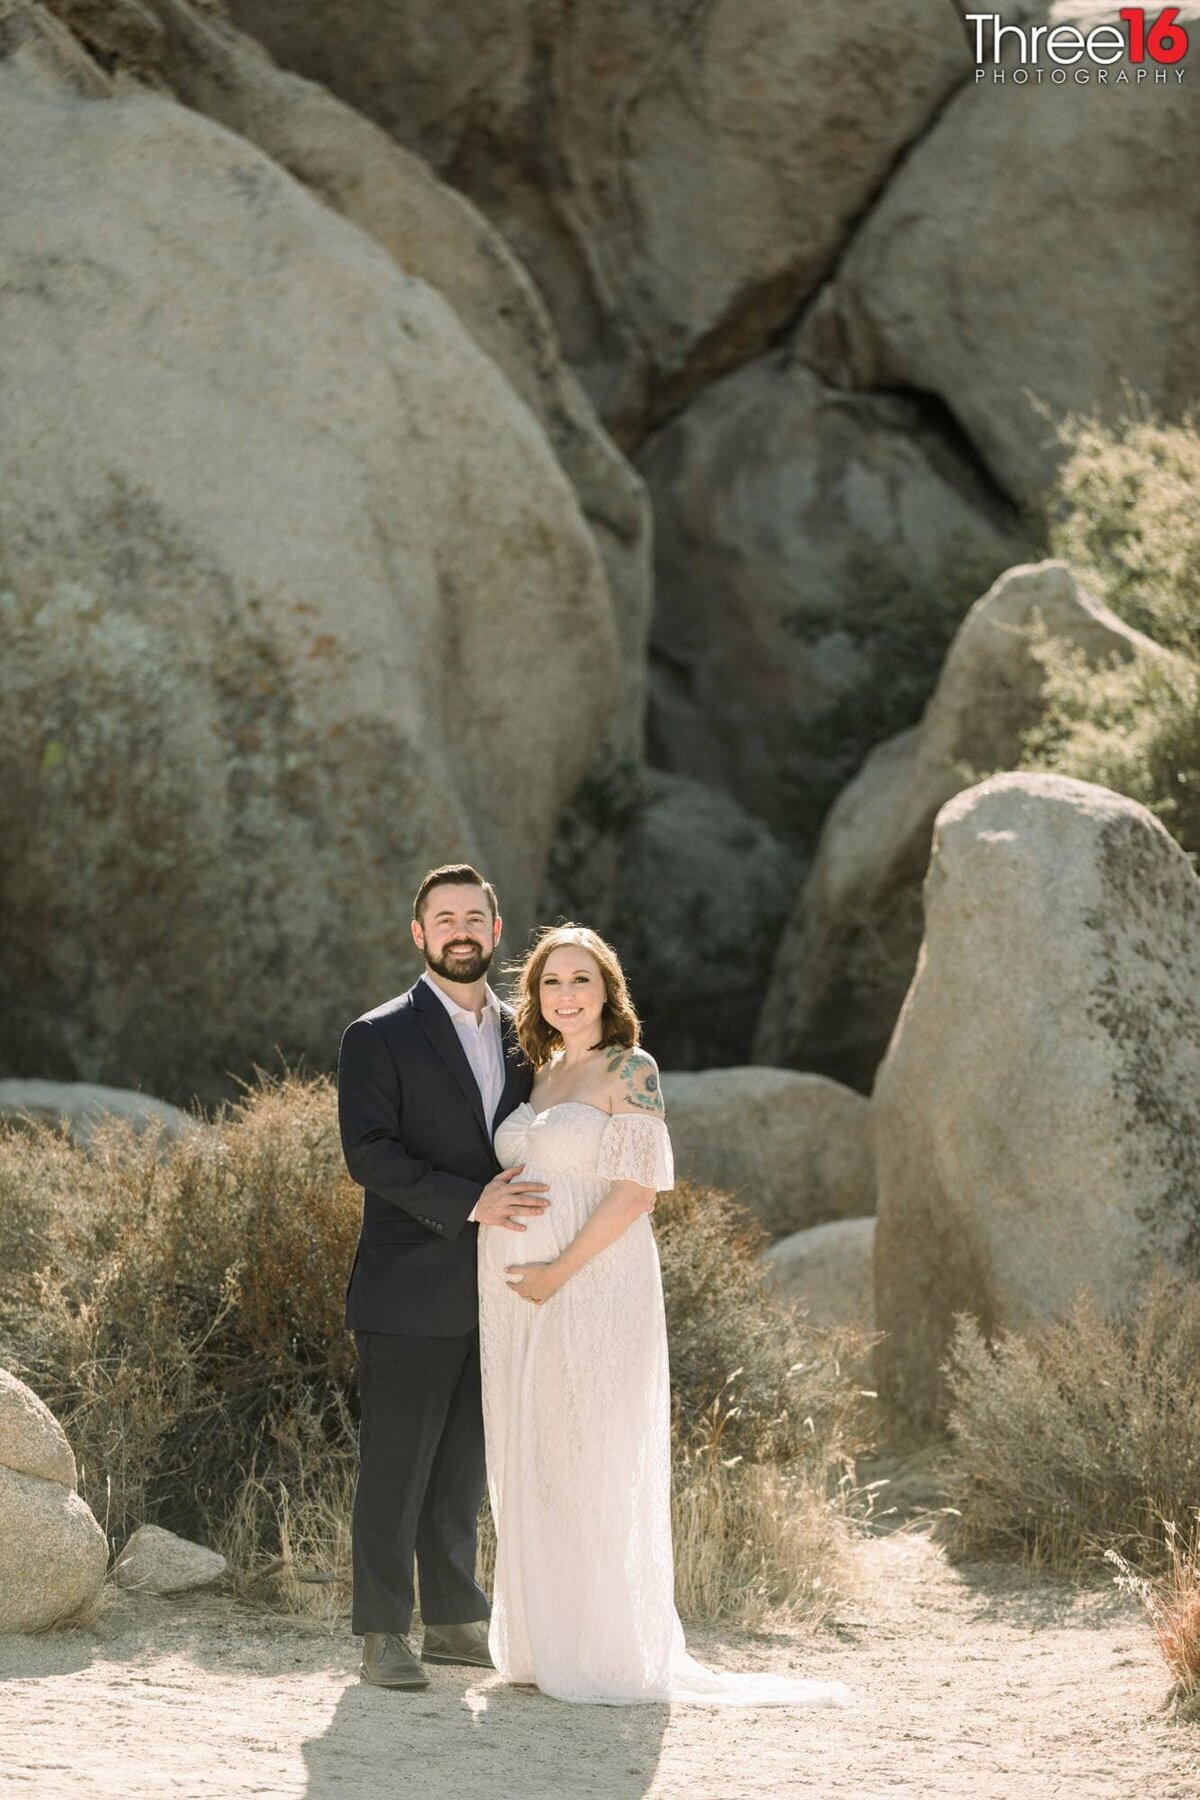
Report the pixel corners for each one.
[1108,1514,1200,1719]
[670,1447,853,1630]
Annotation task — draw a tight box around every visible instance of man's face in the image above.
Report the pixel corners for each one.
[412,883,501,984]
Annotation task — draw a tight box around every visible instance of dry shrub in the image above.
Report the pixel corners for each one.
[941,1266,1200,1573]
[656,1180,874,1624]
[0,1073,361,1558]
[0,1085,874,1629]
[655,1179,871,1467]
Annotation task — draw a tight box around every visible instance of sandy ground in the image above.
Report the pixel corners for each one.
[3,1492,1199,1800]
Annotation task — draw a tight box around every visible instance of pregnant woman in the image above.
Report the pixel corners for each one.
[478,923,853,1708]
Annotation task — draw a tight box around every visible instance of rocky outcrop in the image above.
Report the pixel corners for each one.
[0,1080,197,1145]
[137,0,652,917]
[765,1217,875,1328]
[798,2,1200,507]
[0,5,617,1103]
[640,355,1029,839]
[613,774,797,1068]
[0,1368,108,1631]
[872,773,1200,1429]
[756,561,1170,1090]
[224,0,971,442]
[660,1066,874,1236]
[113,1524,227,1593]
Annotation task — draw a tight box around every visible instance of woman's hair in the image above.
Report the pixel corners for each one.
[509,924,640,1069]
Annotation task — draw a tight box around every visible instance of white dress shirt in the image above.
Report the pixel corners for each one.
[421,971,505,1225]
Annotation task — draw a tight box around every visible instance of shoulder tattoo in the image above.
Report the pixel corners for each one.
[604,1046,664,1114]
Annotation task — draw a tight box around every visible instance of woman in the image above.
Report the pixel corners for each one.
[478,923,853,1708]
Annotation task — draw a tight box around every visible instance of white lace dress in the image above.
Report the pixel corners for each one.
[479,1100,854,1708]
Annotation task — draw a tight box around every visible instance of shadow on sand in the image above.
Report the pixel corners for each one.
[302,1672,668,1800]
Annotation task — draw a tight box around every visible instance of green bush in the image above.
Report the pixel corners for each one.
[1045,404,1200,659]
[940,1266,1200,1573]
[1020,406,1200,859]
[1019,627,1199,855]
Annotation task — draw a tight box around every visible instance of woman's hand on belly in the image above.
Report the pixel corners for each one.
[504,1260,566,1305]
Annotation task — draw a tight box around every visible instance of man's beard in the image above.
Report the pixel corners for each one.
[425,939,494,984]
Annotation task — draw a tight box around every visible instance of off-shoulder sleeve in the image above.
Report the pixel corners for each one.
[595,1112,674,1191]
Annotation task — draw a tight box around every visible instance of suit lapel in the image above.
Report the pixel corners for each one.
[410,978,490,1146]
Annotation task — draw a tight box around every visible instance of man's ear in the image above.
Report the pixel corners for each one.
[491,914,503,946]
[411,916,425,952]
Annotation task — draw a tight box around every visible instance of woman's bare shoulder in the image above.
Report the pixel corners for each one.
[598,1045,664,1116]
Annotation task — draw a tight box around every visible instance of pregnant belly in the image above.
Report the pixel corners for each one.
[487,1206,563,1271]
[478,1172,592,1279]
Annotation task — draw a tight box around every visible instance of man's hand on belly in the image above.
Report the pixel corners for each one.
[475,1164,551,1232]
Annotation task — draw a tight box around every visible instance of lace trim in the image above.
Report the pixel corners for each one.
[595,1112,674,1191]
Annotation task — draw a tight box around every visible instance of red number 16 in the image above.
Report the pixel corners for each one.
[1119,7,1190,62]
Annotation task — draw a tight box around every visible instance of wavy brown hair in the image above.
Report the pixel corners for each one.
[510,924,640,1070]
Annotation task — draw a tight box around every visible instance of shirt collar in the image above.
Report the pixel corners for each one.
[421,969,501,1025]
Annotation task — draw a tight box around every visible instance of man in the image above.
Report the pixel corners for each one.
[338,863,549,1689]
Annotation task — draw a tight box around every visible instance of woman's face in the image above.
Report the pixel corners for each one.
[538,944,606,1049]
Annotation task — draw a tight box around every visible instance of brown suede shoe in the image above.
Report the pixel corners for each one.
[421,1620,495,1668]
[361,1631,430,1688]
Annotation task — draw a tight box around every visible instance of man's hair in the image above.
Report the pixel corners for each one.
[413,862,499,923]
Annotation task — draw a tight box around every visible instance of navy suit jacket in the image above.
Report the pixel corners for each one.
[338,978,533,1336]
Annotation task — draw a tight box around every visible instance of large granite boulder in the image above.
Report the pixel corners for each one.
[224,0,970,441]
[0,5,617,1103]
[136,0,652,921]
[640,355,1029,839]
[798,2,1200,507]
[612,773,797,1068]
[872,773,1200,1429]
[660,1067,874,1237]
[765,1217,876,1329]
[0,1080,197,1146]
[756,560,1170,1090]
[0,1366,77,1486]
[0,1368,108,1631]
